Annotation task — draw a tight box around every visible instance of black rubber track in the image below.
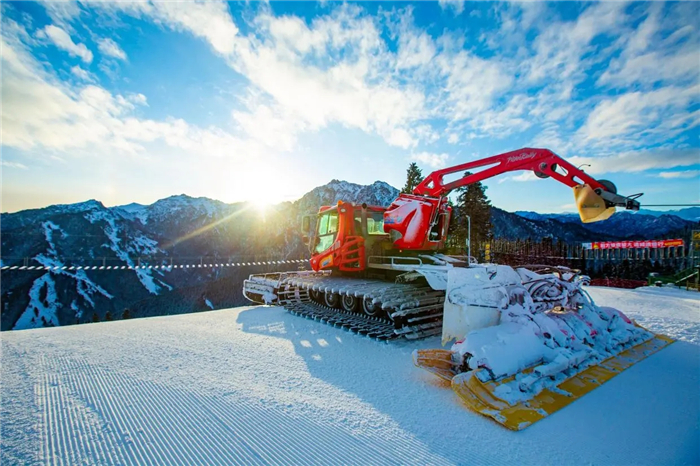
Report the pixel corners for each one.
[285,302,400,340]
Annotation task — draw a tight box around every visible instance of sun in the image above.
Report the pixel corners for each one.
[248,187,289,213]
[218,164,298,212]
[250,197,274,210]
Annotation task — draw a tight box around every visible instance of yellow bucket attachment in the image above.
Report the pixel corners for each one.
[451,334,674,431]
[574,184,615,223]
[412,349,457,382]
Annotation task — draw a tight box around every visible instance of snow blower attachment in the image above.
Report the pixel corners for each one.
[413,265,673,431]
[574,184,615,223]
[572,178,642,223]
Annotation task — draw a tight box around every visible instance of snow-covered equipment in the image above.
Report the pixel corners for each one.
[243,147,643,339]
[413,265,673,430]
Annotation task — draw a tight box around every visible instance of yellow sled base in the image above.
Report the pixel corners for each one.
[412,349,457,382]
[415,334,674,431]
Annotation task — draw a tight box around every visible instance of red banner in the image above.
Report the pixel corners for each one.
[583,239,684,250]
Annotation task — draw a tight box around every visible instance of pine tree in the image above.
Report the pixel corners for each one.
[122,308,132,319]
[402,162,424,194]
[92,312,100,323]
[105,311,113,321]
[449,172,493,258]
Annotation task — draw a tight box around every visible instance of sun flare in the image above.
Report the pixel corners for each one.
[250,197,274,210]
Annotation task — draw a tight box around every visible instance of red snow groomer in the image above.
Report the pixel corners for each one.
[309,146,641,273]
[243,148,671,429]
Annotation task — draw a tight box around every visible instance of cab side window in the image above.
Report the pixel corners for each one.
[367,212,385,235]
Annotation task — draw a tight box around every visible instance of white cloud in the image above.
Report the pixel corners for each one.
[154,2,239,55]
[40,1,82,25]
[6,1,699,186]
[127,93,148,106]
[598,4,699,88]
[100,3,523,148]
[411,152,449,168]
[658,170,700,179]
[438,0,465,15]
[498,171,538,184]
[264,14,328,55]
[396,28,435,70]
[577,85,700,146]
[70,65,94,82]
[102,1,239,56]
[491,3,630,148]
[97,38,127,60]
[384,128,416,149]
[461,94,535,139]
[601,49,699,88]
[567,149,700,175]
[436,49,512,121]
[0,22,260,164]
[412,124,440,145]
[37,25,92,63]
[511,172,538,182]
[111,3,425,148]
[223,7,429,149]
[522,2,626,85]
[1,161,28,170]
[523,3,700,157]
[232,103,306,151]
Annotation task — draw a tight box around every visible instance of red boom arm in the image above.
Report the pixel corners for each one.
[413,148,604,197]
[384,147,641,250]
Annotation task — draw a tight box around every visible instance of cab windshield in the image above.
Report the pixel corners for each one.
[315,210,338,254]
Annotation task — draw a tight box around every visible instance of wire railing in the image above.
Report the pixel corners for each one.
[0,257,309,272]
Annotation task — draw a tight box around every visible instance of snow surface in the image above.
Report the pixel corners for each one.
[2,287,698,466]
[586,286,700,345]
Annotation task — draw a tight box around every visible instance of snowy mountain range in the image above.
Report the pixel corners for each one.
[514,207,700,223]
[2,180,697,331]
[512,210,697,241]
[638,207,700,222]
[0,180,400,331]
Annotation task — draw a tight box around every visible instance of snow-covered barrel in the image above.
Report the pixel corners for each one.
[442,265,522,345]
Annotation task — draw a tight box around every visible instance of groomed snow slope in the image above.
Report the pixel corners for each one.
[2,286,699,466]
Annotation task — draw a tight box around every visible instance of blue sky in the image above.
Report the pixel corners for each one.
[1,1,699,213]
